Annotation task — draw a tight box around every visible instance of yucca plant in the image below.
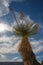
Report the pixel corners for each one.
[9,7,41,65]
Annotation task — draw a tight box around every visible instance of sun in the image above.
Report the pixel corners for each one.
[0,23,7,32]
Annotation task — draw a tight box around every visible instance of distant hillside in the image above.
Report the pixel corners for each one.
[0,62,41,65]
[0,62,24,65]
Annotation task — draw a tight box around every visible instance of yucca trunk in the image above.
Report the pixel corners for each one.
[18,36,41,65]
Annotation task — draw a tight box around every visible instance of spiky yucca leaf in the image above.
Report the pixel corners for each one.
[10,10,39,37]
[20,11,24,20]
[9,7,39,37]
[12,22,39,37]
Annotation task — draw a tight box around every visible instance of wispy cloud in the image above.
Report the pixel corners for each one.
[0,34,21,61]
[0,54,6,61]
[30,39,43,53]
[0,0,9,17]
[12,57,22,62]
[12,58,22,62]
[25,16,34,23]
[39,23,43,34]
[0,35,21,54]
[0,0,24,17]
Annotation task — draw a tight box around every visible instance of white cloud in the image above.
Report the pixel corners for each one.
[0,35,21,54]
[12,57,19,60]
[0,0,9,17]
[25,16,34,23]
[0,37,22,61]
[30,40,43,53]
[37,56,43,58]
[0,54,6,61]
[2,0,24,7]
[0,57,22,62]
[15,58,22,62]
[12,58,22,62]
[0,22,12,32]
[12,56,23,62]
[0,0,24,17]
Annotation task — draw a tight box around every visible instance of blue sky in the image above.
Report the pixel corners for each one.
[0,0,43,63]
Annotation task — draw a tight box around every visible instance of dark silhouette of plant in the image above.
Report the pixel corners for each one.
[41,60,43,65]
[9,7,41,65]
